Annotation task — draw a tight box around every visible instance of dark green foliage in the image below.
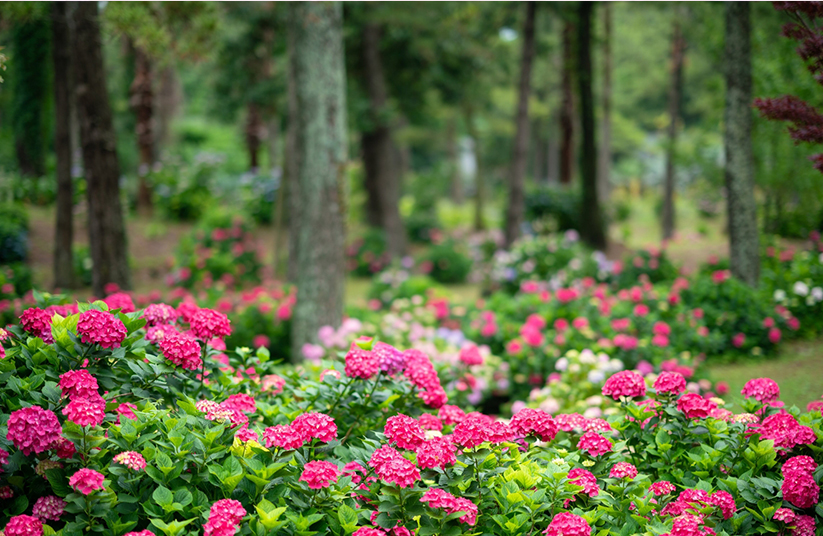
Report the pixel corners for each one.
[423,240,472,284]
[615,249,679,288]
[0,204,28,264]
[11,18,50,177]
[524,184,582,233]
[347,229,390,277]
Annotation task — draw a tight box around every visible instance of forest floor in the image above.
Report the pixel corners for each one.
[24,197,822,408]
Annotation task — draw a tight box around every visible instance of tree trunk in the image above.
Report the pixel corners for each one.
[289,1,347,361]
[12,19,49,177]
[597,3,612,204]
[130,45,154,213]
[547,111,559,183]
[725,2,759,285]
[268,114,280,174]
[73,2,131,296]
[52,2,75,290]
[532,117,546,184]
[662,14,685,242]
[447,113,462,204]
[286,23,300,284]
[246,102,264,171]
[560,19,575,186]
[578,2,607,250]
[361,22,406,257]
[504,1,537,248]
[465,104,485,231]
[155,66,182,149]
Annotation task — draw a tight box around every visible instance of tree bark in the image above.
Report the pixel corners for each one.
[597,3,612,204]
[289,1,347,361]
[547,111,559,183]
[560,19,575,185]
[725,2,759,285]
[12,18,49,177]
[532,117,546,183]
[130,44,154,213]
[578,2,607,250]
[52,2,75,290]
[156,66,182,149]
[286,22,300,284]
[361,22,406,257]
[504,1,537,248]
[246,102,264,171]
[662,13,685,241]
[465,104,485,231]
[73,2,131,296]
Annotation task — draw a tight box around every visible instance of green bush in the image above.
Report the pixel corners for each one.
[524,184,581,233]
[346,228,390,276]
[368,267,442,308]
[0,203,28,264]
[151,160,217,222]
[422,240,472,284]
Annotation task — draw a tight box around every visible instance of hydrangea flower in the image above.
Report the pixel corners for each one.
[69,468,105,495]
[291,412,337,443]
[20,308,54,343]
[113,451,147,471]
[567,468,599,497]
[602,370,646,400]
[610,462,638,480]
[741,378,780,404]
[344,343,379,379]
[204,499,246,536]
[782,469,820,509]
[4,515,43,536]
[509,408,558,442]
[59,369,99,400]
[299,460,341,489]
[654,371,687,395]
[190,309,232,340]
[262,425,305,450]
[384,414,426,450]
[543,512,591,536]
[7,406,62,455]
[649,481,676,496]
[77,309,128,349]
[141,303,179,326]
[159,331,202,370]
[62,394,106,427]
[710,490,736,520]
[415,437,457,470]
[32,496,66,522]
[576,432,613,457]
[676,393,716,419]
[374,456,420,488]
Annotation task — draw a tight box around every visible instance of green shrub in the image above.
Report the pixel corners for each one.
[422,240,472,284]
[0,203,28,263]
[524,184,581,232]
[346,228,390,276]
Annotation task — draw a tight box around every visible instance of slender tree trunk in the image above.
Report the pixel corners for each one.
[547,111,559,183]
[465,104,485,231]
[12,19,49,177]
[447,113,463,204]
[286,23,300,284]
[130,45,154,213]
[597,3,612,204]
[52,2,75,290]
[361,23,406,257]
[246,102,264,171]
[578,2,606,250]
[560,19,575,185]
[290,1,347,361]
[662,14,685,241]
[532,117,546,183]
[725,2,759,285]
[73,2,131,296]
[504,2,537,248]
[155,66,182,150]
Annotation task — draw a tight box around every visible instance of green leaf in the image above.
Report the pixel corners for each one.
[153,486,174,507]
[338,504,358,528]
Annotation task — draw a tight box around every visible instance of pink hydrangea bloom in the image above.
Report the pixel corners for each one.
[54,437,76,459]
[58,369,99,400]
[792,516,815,536]
[509,408,558,442]
[415,436,457,470]
[782,469,820,509]
[77,309,128,349]
[159,331,202,370]
[345,343,379,379]
[116,402,138,421]
[543,512,591,536]
[299,460,341,489]
[782,456,817,476]
[222,394,256,414]
[374,456,420,488]
[609,462,638,479]
[62,394,106,427]
[19,308,54,343]
[576,432,613,457]
[420,489,477,525]
[418,413,443,431]
[353,529,385,536]
[459,345,484,366]
[709,490,735,519]
[452,414,491,448]
[124,532,155,536]
[649,481,676,496]
[32,496,66,522]
[654,371,687,395]
[291,412,337,443]
[568,468,599,497]
[676,393,717,419]
[141,303,179,326]
[69,468,105,495]
[113,451,147,471]
[384,414,426,450]
[204,499,247,536]
[437,404,466,425]
[773,508,796,523]
[4,515,43,536]
[190,309,232,340]
[7,406,62,455]
[602,370,646,400]
[373,342,407,375]
[103,292,135,313]
[262,425,305,450]
[758,413,817,452]
[741,378,780,404]
[369,445,403,471]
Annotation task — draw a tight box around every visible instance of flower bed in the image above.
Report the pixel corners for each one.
[0,301,820,536]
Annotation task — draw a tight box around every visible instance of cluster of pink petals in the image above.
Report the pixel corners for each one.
[204,499,246,536]
[782,455,817,475]
[609,462,638,479]
[4,515,43,536]
[69,468,105,495]
[649,481,676,496]
[509,408,558,442]
[576,432,613,457]
[459,345,484,366]
[741,378,781,404]
[602,370,646,400]
[113,451,147,471]
[773,508,796,523]
[792,516,816,536]
[709,491,736,520]
[654,372,687,395]
[190,309,231,340]
[116,402,138,421]
[159,331,202,370]
[103,292,135,313]
[567,468,599,497]
[123,531,155,536]
[32,495,66,522]
[345,342,380,379]
[141,303,179,326]
[403,349,447,409]
[415,436,457,470]
[384,414,426,450]
[59,369,99,400]
[262,425,305,450]
[437,405,466,425]
[782,467,821,509]
[757,413,816,452]
[7,406,62,455]
[676,393,717,419]
[77,309,128,348]
[543,512,591,536]
[19,308,54,343]
[420,488,478,525]
[452,413,496,448]
[292,412,338,442]
[62,394,106,427]
[375,454,420,488]
[299,460,341,489]
[418,413,443,431]
[373,342,407,375]
[222,393,256,413]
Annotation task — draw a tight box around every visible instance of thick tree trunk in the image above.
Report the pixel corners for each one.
[73,2,131,296]
[361,23,406,257]
[465,104,485,231]
[725,2,759,285]
[597,3,612,204]
[560,19,575,185]
[130,45,154,213]
[504,1,537,248]
[662,15,685,241]
[578,2,607,250]
[12,19,49,177]
[246,102,264,171]
[290,1,347,361]
[286,23,300,284]
[447,113,462,204]
[52,2,75,290]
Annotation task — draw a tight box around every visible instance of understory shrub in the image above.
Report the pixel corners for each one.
[0,203,28,264]
[422,240,472,285]
[347,229,390,277]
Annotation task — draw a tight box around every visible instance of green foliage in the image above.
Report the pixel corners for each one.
[422,240,472,285]
[347,229,390,277]
[368,267,442,309]
[524,184,582,234]
[0,203,28,264]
